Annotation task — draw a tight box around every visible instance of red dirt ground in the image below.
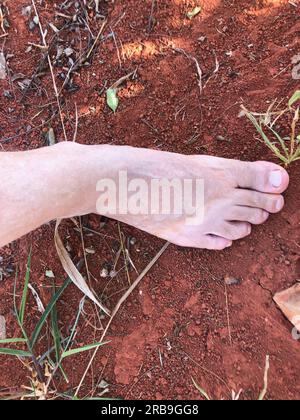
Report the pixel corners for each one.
[0,0,300,400]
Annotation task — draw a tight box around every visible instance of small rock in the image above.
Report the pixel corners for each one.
[129,237,137,246]
[100,268,109,278]
[98,379,109,389]
[45,270,55,278]
[0,316,6,340]
[29,20,36,31]
[64,47,74,57]
[3,90,13,99]
[225,276,241,286]
[216,135,226,142]
[22,5,32,16]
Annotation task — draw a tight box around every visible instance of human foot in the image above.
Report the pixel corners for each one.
[75,145,290,250]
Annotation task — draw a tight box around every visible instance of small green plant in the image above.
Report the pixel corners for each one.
[241,91,300,166]
[0,251,107,400]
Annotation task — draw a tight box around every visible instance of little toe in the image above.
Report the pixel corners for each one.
[211,222,252,241]
[204,235,233,250]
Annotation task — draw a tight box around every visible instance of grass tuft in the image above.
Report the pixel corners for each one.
[0,251,107,400]
[241,90,300,166]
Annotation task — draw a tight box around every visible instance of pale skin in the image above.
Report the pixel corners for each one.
[0,141,290,250]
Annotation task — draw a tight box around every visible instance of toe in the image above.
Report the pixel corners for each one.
[204,235,233,250]
[227,206,269,225]
[211,222,251,241]
[234,189,285,214]
[235,161,290,194]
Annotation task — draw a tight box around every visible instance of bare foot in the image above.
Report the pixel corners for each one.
[0,143,289,249]
[76,145,290,250]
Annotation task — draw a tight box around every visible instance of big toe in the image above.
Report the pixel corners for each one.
[236,161,290,194]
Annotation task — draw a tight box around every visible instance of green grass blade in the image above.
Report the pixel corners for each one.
[19,249,32,325]
[289,90,300,108]
[0,348,32,357]
[56,393,117,401]
[291,146,300,161]
[30,278,71,348]
[0,338,27,345]
[268,126,290,159]
[61,341,108,359]
[245,112,287,162]
[192,377,211,400]
[49,283,70,382]
[50,283,61,363]
[63,297,85,354]
[83,397,118,401]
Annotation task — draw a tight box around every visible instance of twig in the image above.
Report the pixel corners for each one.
[110,27,122,68]
[192,56,203,94]
[27,42,48,50]
[203,51,219,90]
[110,70,137,90]
[118,223,131,286]
[258,355,270,400]
[0,5,7,35]
[148,0,156,33]
[60,20,107,93]
[72,103,78,142]
[31,0,67,141]
[224,283,233,346]
[172,48,203,95]
[86,20,107,61]
[74,242,170,397]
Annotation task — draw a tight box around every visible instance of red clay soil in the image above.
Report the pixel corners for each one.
[0,0,300,400]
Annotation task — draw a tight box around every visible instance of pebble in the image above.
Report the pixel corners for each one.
[0,316,6,340]
[216,135,226,142]
[225,276,241,286]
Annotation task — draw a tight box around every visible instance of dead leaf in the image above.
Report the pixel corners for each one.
[0,315,6,340]
[54,220,111,317]
[45,269,55,278]
[28,284,45,314]
[46,128,56,146]
[187,6,202,20]
[0,52,7,80]
[274,283,300,330]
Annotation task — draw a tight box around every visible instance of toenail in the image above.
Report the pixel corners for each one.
[276,198,283,211]
[270,170,282,188]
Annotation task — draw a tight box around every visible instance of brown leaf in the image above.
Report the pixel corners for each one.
[54,219,111,317]
[274,283,300,330]
[0,53,7,80]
